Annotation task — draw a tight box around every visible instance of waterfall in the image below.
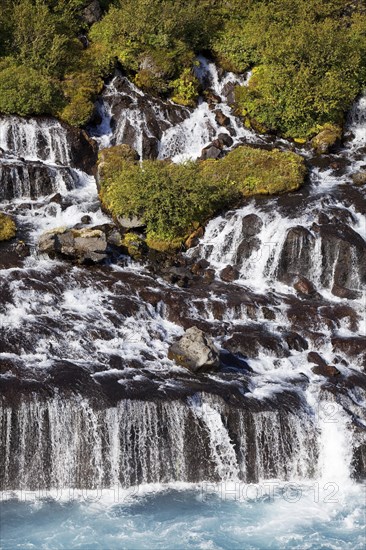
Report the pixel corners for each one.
[91,57,259,162]
[90,74,191,160]
[189,193,366,296]
[158,57,256,162]
[0,116,71,165]
[0,161,79,201]
[0,395,318,491]
[346,93,366,151]
[0,58,365,499]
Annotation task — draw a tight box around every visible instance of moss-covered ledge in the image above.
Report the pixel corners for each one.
[98,145,306,252]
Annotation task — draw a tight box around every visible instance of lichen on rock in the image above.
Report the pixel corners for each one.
[0,213,17,241]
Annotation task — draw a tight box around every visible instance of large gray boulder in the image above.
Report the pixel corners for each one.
[168,327,220,372]
[39,226,107,263]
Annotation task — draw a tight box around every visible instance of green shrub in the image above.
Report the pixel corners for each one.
[99,145,306,250]
[1,0,365,136]
[0,61,58,116]
[0,0,104,124]
[98,144,140,181]
[89,0,214,94]
[171,68,200,107]
[100,159,236,243]
[229,1,366,138]
[58,65,104,126]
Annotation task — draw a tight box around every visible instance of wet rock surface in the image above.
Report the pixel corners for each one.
[1,62,366,486]
[39,226,108,263]
[0,160,78,201]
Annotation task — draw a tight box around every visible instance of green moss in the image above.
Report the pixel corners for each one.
[201,147,306,196]
[310,123,342,154]
[122,232,146,259]
[0,213,17,241]
[98,145,306,250]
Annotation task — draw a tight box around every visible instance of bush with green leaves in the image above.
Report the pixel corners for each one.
[89,0,215,96]
[224,0,366,138]
[99,145,306,250]
[0,61,59,116]
[99,158,237,249]
[0,0,107,124]
[0,0,365,136]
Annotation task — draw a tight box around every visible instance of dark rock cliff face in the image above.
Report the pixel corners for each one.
[68,128,98,175]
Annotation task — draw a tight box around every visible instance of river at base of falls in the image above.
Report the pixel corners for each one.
[1,483,365,550]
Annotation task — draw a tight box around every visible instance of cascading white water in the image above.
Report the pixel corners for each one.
[188,204,295,293]
[0,160,79,201]
[0,395,318,491]
[346,93,366,150]
[0,58,365,501]
[158,101,219,161]
[158,57,256,162]
[90,74,190,159]
[91,57,260,162]
[0,116,71,165]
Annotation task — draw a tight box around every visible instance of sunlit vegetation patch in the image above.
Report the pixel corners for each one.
[0,0,364,137]
[98,145,306,250]
[0,213,17,241]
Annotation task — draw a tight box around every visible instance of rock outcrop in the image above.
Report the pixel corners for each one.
[168,327,220,372]
[39,226,107,263]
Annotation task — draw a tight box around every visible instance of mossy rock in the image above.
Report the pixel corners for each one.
[200,146,306,196]
[0,213,17,241]
[146,234,185,253]
[122,232,147,259]
[310,124,342,154]
[99,146,306,252]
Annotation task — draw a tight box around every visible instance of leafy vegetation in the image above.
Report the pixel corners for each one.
[0,0,108,125]
[98,145,305,250]
[200,147,306,196]
[0,0,365,136]
[0,213,17,241]
[228,0,366,138]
